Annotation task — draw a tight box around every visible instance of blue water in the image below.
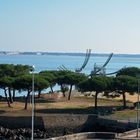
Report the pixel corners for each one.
[0,54,140,96]
[0,54,140,74]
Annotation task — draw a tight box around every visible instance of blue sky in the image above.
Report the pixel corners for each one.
[0,0,140,54]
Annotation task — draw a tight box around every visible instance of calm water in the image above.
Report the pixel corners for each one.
[0,54,140,96]
[0,54,140,74]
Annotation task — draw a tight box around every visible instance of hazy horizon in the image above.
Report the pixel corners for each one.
[2,50,140,55]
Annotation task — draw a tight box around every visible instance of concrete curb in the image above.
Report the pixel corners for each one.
[45,132,117,140]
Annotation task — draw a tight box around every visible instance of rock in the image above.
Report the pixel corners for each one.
[0,127,48,139]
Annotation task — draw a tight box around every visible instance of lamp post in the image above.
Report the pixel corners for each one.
[31,65,35,140]
[137,78,140,138]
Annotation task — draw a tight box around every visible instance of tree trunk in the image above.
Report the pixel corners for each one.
[24,90,30,110]
[63,91,66,97]
[61,85,65,97]
[4,88,11,107]
[8,87,13,103]
[50,86,54,93]
[122,92,126,108]
[38,90,41,98]
[68,85,73,100]
[12,89,15,101]
[95,92,99,110]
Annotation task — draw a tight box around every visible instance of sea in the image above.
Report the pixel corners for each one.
[0,53,140,96]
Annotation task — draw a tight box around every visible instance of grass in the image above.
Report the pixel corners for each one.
[0,92,136,120]
[108,108,140,120]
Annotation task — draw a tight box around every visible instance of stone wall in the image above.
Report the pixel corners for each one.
[0,114,137,138]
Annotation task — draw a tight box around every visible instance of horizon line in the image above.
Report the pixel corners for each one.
[1,51,140,55]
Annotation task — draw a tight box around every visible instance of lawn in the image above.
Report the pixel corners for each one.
[108,109,139,120]
[0,91,136,119]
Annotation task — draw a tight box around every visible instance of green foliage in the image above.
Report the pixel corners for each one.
[34,74,50,91]
[56,71,87,86]
[114,75,137,93]
[117,67,140,77]
[0,64,32,78]
[113,75,138,108]
[0,76,14,89]
[13,74,32,91]
[13,74,49,92]
[55,71,88,100]
[14,64,33,76]
[78,76,112,110]
[0,64,15,77]
[78,76,109,92]
[39,70,56,85]
[40,70,65,79]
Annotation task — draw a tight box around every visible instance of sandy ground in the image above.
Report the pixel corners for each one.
[115,93,138,103]
[0,91,123,117]
[85,91,139,103]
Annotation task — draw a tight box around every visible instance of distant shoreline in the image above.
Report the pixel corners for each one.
[1,51,140,57]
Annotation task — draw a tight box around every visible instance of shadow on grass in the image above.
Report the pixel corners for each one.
[0,110,6,114]
[35,105,127,115]
[35,98,56,103]
[0,97,57,104]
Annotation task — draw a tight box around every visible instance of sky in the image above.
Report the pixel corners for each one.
[0,0,140,54]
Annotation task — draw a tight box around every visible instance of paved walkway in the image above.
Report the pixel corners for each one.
[119,129,140,139]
